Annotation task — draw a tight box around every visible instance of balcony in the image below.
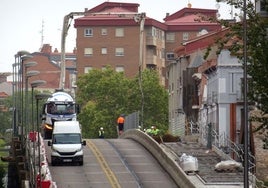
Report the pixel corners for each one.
[146,36,157,46]
[146,55,157,66]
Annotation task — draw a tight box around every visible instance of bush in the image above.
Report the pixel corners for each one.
[151,133,180,143]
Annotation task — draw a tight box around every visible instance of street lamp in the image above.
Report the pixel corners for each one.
[25,69,39,134]
[20,55,33,136]
[13,51,31,136]
[12,62,20,136]
[16,52,33,142]
[242,0,249,187]
[30,80,46,188]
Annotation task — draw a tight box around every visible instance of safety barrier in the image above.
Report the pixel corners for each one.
[27,132,57,188]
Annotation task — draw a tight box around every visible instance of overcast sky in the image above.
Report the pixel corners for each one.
[0,0,237,72]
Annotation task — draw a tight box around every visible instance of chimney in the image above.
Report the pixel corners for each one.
[73,47,77,54]
[54,48,59,53]
[40,44,52,53]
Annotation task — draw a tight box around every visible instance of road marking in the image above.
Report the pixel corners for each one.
[86,140,121,188]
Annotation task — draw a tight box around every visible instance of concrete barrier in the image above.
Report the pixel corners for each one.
[120,129,196,188]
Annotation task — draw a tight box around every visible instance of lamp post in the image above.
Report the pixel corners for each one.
[12,62,19,136]
[242,0,249,187]
[35,93,51,188]
[30,80,46,188]
[20,55,33,139]
[13,51,31,136]
[25,68,39,134]
[15,51,33,143]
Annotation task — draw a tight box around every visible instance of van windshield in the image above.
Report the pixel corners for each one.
[53,133,81,144]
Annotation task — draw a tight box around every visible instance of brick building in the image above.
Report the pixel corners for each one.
[74,2,167,84]
[74,2,220,86]
[23,44,77,93]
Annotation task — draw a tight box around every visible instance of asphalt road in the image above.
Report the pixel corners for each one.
[45,139,178,188]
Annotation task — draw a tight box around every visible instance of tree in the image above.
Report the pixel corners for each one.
[76,66,168,138]
[130,69,168,131]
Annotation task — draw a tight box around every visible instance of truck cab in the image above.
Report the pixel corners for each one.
[48,121,86,166]
[42,91,80,139]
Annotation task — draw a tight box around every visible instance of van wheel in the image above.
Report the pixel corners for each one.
[79,161,83,166]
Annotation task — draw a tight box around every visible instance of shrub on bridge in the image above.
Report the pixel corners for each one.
[151,133,180,143]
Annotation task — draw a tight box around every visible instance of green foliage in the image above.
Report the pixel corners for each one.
[76,67,168,138]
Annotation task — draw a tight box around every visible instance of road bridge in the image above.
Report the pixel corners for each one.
[43,130,244,188]
[8,129,247,187]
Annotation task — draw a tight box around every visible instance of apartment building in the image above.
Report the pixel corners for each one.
[74,2,166,84]
[164,6,220,64]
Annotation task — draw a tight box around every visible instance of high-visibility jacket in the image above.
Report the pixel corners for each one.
[117,116,125,124]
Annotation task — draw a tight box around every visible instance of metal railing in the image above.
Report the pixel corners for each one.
[188,121,268,188]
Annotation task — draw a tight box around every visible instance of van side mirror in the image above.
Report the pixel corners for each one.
[82,140,86,146]
[48,141,52,146]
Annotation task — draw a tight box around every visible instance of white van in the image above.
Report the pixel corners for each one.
[48,121,86,166]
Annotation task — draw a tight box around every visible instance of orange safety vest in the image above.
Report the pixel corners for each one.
[117,117,125,124]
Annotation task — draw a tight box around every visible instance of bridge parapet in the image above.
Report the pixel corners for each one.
[120,129,196,188]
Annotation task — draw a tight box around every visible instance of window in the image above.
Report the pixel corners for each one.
[84,66,92,73]
[115,28,124,37]
[116,66,124,72]
[166,33,175,42]
[84,28,93,37]
[84,48,93,56]
[166,52,175,60]
[101,28,107,35]
[115,48,124,56]
[183,32,189,41]
[101,47,107,54]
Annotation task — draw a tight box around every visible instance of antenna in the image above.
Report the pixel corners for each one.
[215,2,221,18]
[40,19,44,51]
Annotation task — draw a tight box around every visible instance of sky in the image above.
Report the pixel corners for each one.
[0,0,238,72]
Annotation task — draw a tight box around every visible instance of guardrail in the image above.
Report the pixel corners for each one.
[26,132,57,188]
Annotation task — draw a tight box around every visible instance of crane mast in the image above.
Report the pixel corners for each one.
[59,12,84,90]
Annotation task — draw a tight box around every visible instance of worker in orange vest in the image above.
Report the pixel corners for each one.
[117,115,125,136]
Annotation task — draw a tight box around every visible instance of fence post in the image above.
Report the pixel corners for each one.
[207,123,212,149]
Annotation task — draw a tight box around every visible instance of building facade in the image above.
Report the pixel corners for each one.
[74,2,166,84]
[168,27,245,148]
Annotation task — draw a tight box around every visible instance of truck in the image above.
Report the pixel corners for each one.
[41,90,80,139]
[47,121,86,166]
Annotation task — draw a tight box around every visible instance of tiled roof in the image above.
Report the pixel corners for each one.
[164,7,217,22]
[87,2,139,13]
[165,14,218,26]
[174,28,229,56]
[0,91,8,98]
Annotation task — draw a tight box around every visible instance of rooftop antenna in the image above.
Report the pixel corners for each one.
[39,19,44,51]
